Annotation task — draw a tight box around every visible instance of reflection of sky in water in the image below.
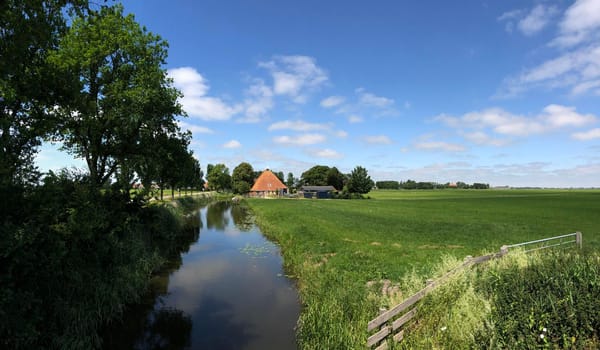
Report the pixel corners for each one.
[158,204,299,350]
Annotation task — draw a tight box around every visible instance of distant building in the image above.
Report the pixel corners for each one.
[249,169,288,197]
[298,185,337,199]
[448,182,458,188]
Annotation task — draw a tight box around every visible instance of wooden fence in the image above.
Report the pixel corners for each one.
[366,232,583,349]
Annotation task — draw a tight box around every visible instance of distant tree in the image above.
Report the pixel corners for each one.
[416,182,434,190]
[472,183,489,189]
[456,181,468,189]
[376,181,399,190]
[347,166,374,194]
[286,172,296,191]
[401,179,417,190]
[232,162,254,195]
[275,171,285,183]
[207,164,231,192]
[301,165,330,186]
[326,167,345,190]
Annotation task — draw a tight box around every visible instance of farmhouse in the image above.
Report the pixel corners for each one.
[250,169,288,197]
[298,185,337,199]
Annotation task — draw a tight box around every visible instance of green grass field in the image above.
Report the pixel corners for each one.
[247,189,600,349]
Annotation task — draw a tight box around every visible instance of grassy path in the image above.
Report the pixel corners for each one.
[248,190,600,349]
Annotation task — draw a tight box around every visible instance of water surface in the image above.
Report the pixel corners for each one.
[103,202,299,350]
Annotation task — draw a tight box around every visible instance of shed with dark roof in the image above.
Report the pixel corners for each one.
[298,185,337,199]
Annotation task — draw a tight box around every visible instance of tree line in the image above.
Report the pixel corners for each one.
[205,162,375,195]
[375,180,490,190]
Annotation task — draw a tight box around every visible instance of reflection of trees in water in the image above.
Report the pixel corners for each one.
[230,204,254,232]
[206,201,230,230]
[101,212,202,350]
[137,307,192,350]
[190,295,256,350]
[102,304,192,350]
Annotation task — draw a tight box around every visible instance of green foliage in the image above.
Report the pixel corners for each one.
[376,181,400,190]
[232,162,255,194]
[474,251,600,349]
[0,170,204,349]
[0,0,90,188]
[301,165,330,186]
[326,167,346,190]
[206,163,232,192]
[286,172,296,191]
[49,4,183,189]
[347,166,374,194]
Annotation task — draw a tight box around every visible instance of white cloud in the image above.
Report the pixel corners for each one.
[364,135,393,145]
[436,104,597,143]
[241,78,273,123]
[497,1,600,97]
[259,55,328,103]
[307,148,343,159]
[498,9,525,33]
[518,5,559,36]
[572,128,600,140]
[177,120,214,134]
[334,130,348,138]
[542,104,597,128]
[462,131,511,147]
[414,141,466,152]
[168,67,241,121]
[223,140,242,149]
[320,96,345,108]
[348,115,364,123]
[356,88,394,108]
[268,120,331,132]
[273,133,326,146]
[553,0,600,48]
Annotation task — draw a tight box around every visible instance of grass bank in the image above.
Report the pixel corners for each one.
[247,189,600,349]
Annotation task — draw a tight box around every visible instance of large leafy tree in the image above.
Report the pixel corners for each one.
[206,163,231,192]
[347,166,374,194]
[232,162,254,195]
[49,5,182,190]
[326,166,346,190]
[1,0,92,220]
[301,165,330,186]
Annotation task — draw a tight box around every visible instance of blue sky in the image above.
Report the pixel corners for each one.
[37,0,600,187]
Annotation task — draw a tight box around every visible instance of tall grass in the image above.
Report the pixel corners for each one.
[396,249,600,349]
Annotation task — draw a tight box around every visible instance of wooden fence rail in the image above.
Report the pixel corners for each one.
[366,232,583,349]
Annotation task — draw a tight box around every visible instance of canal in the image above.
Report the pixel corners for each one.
[103,201,300,349]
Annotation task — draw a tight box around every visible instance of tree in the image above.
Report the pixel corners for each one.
[275,171,284,183]
[1,0,92,220]
[376,181,399,190]
[48,5,183,191]
[301,165,330,186]
[206,164,231,192]
[286,172,295,192]
[326,167,345,190]
[347,166,374,194]
[232,162,254,195]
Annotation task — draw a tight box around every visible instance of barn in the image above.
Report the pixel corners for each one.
[249,169,288,197]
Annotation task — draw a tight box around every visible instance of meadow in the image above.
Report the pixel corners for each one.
[247,189,600,349]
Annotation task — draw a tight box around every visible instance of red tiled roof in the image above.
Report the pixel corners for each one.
[250,169,287,192]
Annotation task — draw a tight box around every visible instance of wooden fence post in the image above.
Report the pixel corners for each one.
[576,232,582,249]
